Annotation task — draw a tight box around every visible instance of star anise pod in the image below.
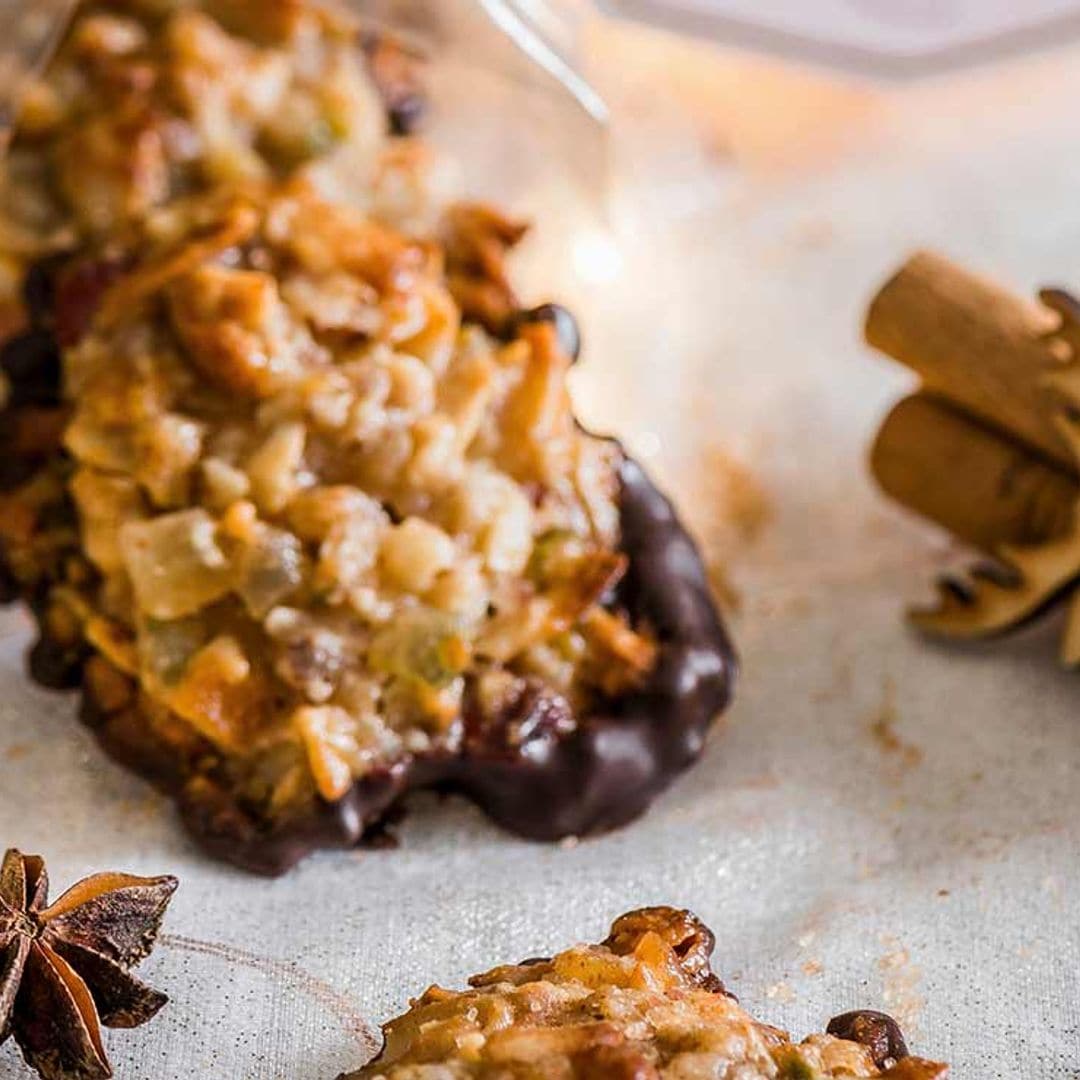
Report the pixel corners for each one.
[0,849,178,1080]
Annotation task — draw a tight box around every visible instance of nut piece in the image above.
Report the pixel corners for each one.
[827,1011,909,1070]
[602,906,727,992]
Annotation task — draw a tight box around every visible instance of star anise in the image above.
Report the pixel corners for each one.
[0,849,178,1080]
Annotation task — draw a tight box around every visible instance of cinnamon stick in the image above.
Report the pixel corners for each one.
[865,250,1072,470]
[872,393,1077,552]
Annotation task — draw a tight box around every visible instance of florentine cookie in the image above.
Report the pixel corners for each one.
[0,2,734,874]
[348,908,948,1080]
[0,179,734,872]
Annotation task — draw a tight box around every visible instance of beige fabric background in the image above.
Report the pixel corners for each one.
[2,14,1080,1077]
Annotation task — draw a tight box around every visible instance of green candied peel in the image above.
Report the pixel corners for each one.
[232,525,305,619]
[527,528,588,586]
[369,609,472,688]
[139,614,209,686]
[259,118,341,170]
[258,88,352,170]
[773,1051,822,1080]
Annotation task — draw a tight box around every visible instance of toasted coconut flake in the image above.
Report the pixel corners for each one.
[581,607,659,696]
[98,199,260,331]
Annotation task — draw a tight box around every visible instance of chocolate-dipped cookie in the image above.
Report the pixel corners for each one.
[0,0,735,875]
[1,181,734,874]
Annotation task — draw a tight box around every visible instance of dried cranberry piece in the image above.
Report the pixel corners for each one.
[361,32,428,136]
[573,1038,659,1080]
[0,330,62,407]
[22,256,66,329]
[54,258,127,347]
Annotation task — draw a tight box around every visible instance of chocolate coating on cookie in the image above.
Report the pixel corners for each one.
[0,331,62,408]
[169,452,736,875]
[0,261,68,492]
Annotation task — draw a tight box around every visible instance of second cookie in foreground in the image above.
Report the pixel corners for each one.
[344,907,947,1079]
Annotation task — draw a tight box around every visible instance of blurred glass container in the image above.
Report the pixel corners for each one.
[0,0,633,479]
[361,0,613,261]
[353,0,632,418]
[0,1,608,191]
[359,0,607,192]
[596,0,1080,77]
[0,0,615,309]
